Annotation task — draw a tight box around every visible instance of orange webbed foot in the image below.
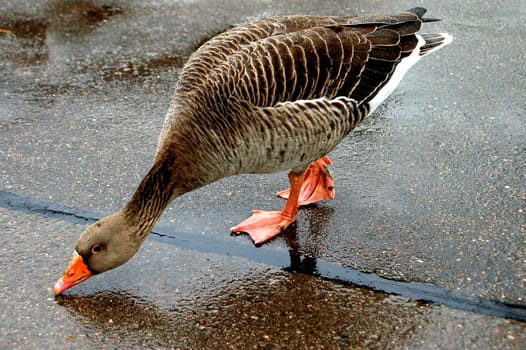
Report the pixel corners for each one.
[230,210,295,245]
[277,156,335,206]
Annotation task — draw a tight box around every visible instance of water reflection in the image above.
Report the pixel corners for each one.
[49,0,123,34]
[281,205,335,277]
[57,271,430,348]
[55,206,429,348]
[0,0,185,81]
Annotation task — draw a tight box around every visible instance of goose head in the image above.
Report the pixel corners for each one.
[53,211,143,295]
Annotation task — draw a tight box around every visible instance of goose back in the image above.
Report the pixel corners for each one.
[156,8,448,183]
[176,11,424,104]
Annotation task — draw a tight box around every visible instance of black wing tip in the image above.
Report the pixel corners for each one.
[407,7,442,22]
[407,7,427,17]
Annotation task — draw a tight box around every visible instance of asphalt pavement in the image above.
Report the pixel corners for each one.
[1,0,525,348]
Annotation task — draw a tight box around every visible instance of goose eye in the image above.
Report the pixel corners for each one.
[91,244,104,254]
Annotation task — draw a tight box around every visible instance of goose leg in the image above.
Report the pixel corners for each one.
[231,170,304,245]
[276,156,335,206]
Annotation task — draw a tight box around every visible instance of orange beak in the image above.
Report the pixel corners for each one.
[54,250,93,295]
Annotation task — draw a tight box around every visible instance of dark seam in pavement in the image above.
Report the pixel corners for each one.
[1,189,525,323]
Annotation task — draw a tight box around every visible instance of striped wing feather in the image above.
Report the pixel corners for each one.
[178,11,423,108]
[228,27,367,106]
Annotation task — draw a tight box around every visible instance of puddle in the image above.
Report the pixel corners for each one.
[98,54,186,82]
[0,0,238,92]
[0,18,48,64]
[1,189,525,322]
[0,1,123,64]
[49,0,123,29]
[0,17,47,41]
[54,273,432,349]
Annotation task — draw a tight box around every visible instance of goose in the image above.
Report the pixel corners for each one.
[54,7,452,295]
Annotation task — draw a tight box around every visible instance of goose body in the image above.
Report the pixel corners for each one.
[54,8,452,295]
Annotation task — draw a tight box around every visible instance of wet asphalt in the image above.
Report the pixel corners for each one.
[1,0,525,349]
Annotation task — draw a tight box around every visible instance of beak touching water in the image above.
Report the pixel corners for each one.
[54,250,93,295]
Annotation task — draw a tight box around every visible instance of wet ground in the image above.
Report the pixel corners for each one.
[1,0,525,348]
